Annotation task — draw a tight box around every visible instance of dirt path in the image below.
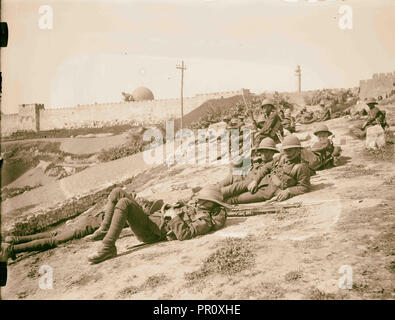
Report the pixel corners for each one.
[1,113,395,300]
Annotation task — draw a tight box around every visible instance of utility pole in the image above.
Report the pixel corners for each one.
[176,60,186,129]
[295,65,301,93]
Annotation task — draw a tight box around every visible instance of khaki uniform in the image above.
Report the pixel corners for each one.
[148,200,227,241]
[219,158,270,187]
[366,106,387,129]
[351,106,387,138]
[282,115,296,133]
[100,188,227,248]
[256,111,283,142]
[222,155,310,204]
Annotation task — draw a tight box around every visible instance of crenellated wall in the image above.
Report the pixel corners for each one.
[359,71,395,99]
[1,89,248,136]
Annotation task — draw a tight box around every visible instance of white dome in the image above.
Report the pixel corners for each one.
[132,87,154,101]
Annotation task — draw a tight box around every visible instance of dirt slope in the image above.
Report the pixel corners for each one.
[1,108,395,300]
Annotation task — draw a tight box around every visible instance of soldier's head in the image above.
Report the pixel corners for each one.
[254,137,279,163]
[366,98,378,109]
[281,135,303,161]
[223,115,231,124]
[261,99,275,115]
[226,118,241,130]
[314,124,332,141]
[195,186,231,210]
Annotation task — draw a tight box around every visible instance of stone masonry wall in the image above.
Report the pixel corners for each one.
[1,90,245,136]
[359,71,395,100]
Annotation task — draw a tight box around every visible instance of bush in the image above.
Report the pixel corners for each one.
[97,140,145,162]
[184,237,255,281]
[1,184,42,201]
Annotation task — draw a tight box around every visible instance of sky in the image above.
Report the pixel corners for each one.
[1,0,394,114]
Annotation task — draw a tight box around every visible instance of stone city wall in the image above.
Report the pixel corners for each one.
[1,89,246,136]
[359,71,395,100]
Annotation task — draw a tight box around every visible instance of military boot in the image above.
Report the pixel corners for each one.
[85,228,108,242]
[87,244,117,264]
[85,202,117,242]
[88,205,128,263]
[1,243,16,262]
[4,236,18,244]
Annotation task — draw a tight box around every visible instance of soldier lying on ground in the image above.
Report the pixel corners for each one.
[300,124,342,174]
[220,138,279,187]
[297,110,316,124]
[0,191,158,260]
[220,135,311,205]
[318,100,332,122]
[351,98,389,138]
[87,186,229,264]
[310,124,342,169]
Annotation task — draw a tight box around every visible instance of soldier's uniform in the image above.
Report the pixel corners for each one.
[366,105,387,129]
[282,111,296,133]
[219,138,279,187]
[5,212,104,254]
[5,188,147,255]
[318,101,332,121]
[351,98,388,138]
[254,99,283,143]
[221,136,310,204]
[304,124,341,171]
[87,186,228,264]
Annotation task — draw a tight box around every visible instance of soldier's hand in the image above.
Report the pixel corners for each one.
[276,189,290,202]
[248,180,258,194]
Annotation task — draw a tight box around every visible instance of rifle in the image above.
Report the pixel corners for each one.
[228,202,302,217]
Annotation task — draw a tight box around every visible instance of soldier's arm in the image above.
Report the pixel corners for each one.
[286,163,311,197]
[253,161,274,185]
[311,140,332,153]
[210,208,227,231]
[260,113,276,133]
[249,110,259,129]
[167,213,212,241]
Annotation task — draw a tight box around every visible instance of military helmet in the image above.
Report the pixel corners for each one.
[227,118,241,129]
[255,137,279,153]
[261,98,275,109]
[366,97,378,105]
[223,115,231,122]
[281,134,303,150]
[195,186,232,209]
[314,124,333,136]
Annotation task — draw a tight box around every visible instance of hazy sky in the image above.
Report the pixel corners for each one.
[1,0,394,114]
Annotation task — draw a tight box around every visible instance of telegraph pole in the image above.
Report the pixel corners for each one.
[176,60,186,129]
[295,65,301,93]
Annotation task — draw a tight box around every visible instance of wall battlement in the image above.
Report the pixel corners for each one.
[359,71,395,100]
[1,89,247,136]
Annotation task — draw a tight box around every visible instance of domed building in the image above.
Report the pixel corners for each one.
[132,86,154,101]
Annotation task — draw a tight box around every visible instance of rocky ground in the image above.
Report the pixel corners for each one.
[1,107,394,300]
